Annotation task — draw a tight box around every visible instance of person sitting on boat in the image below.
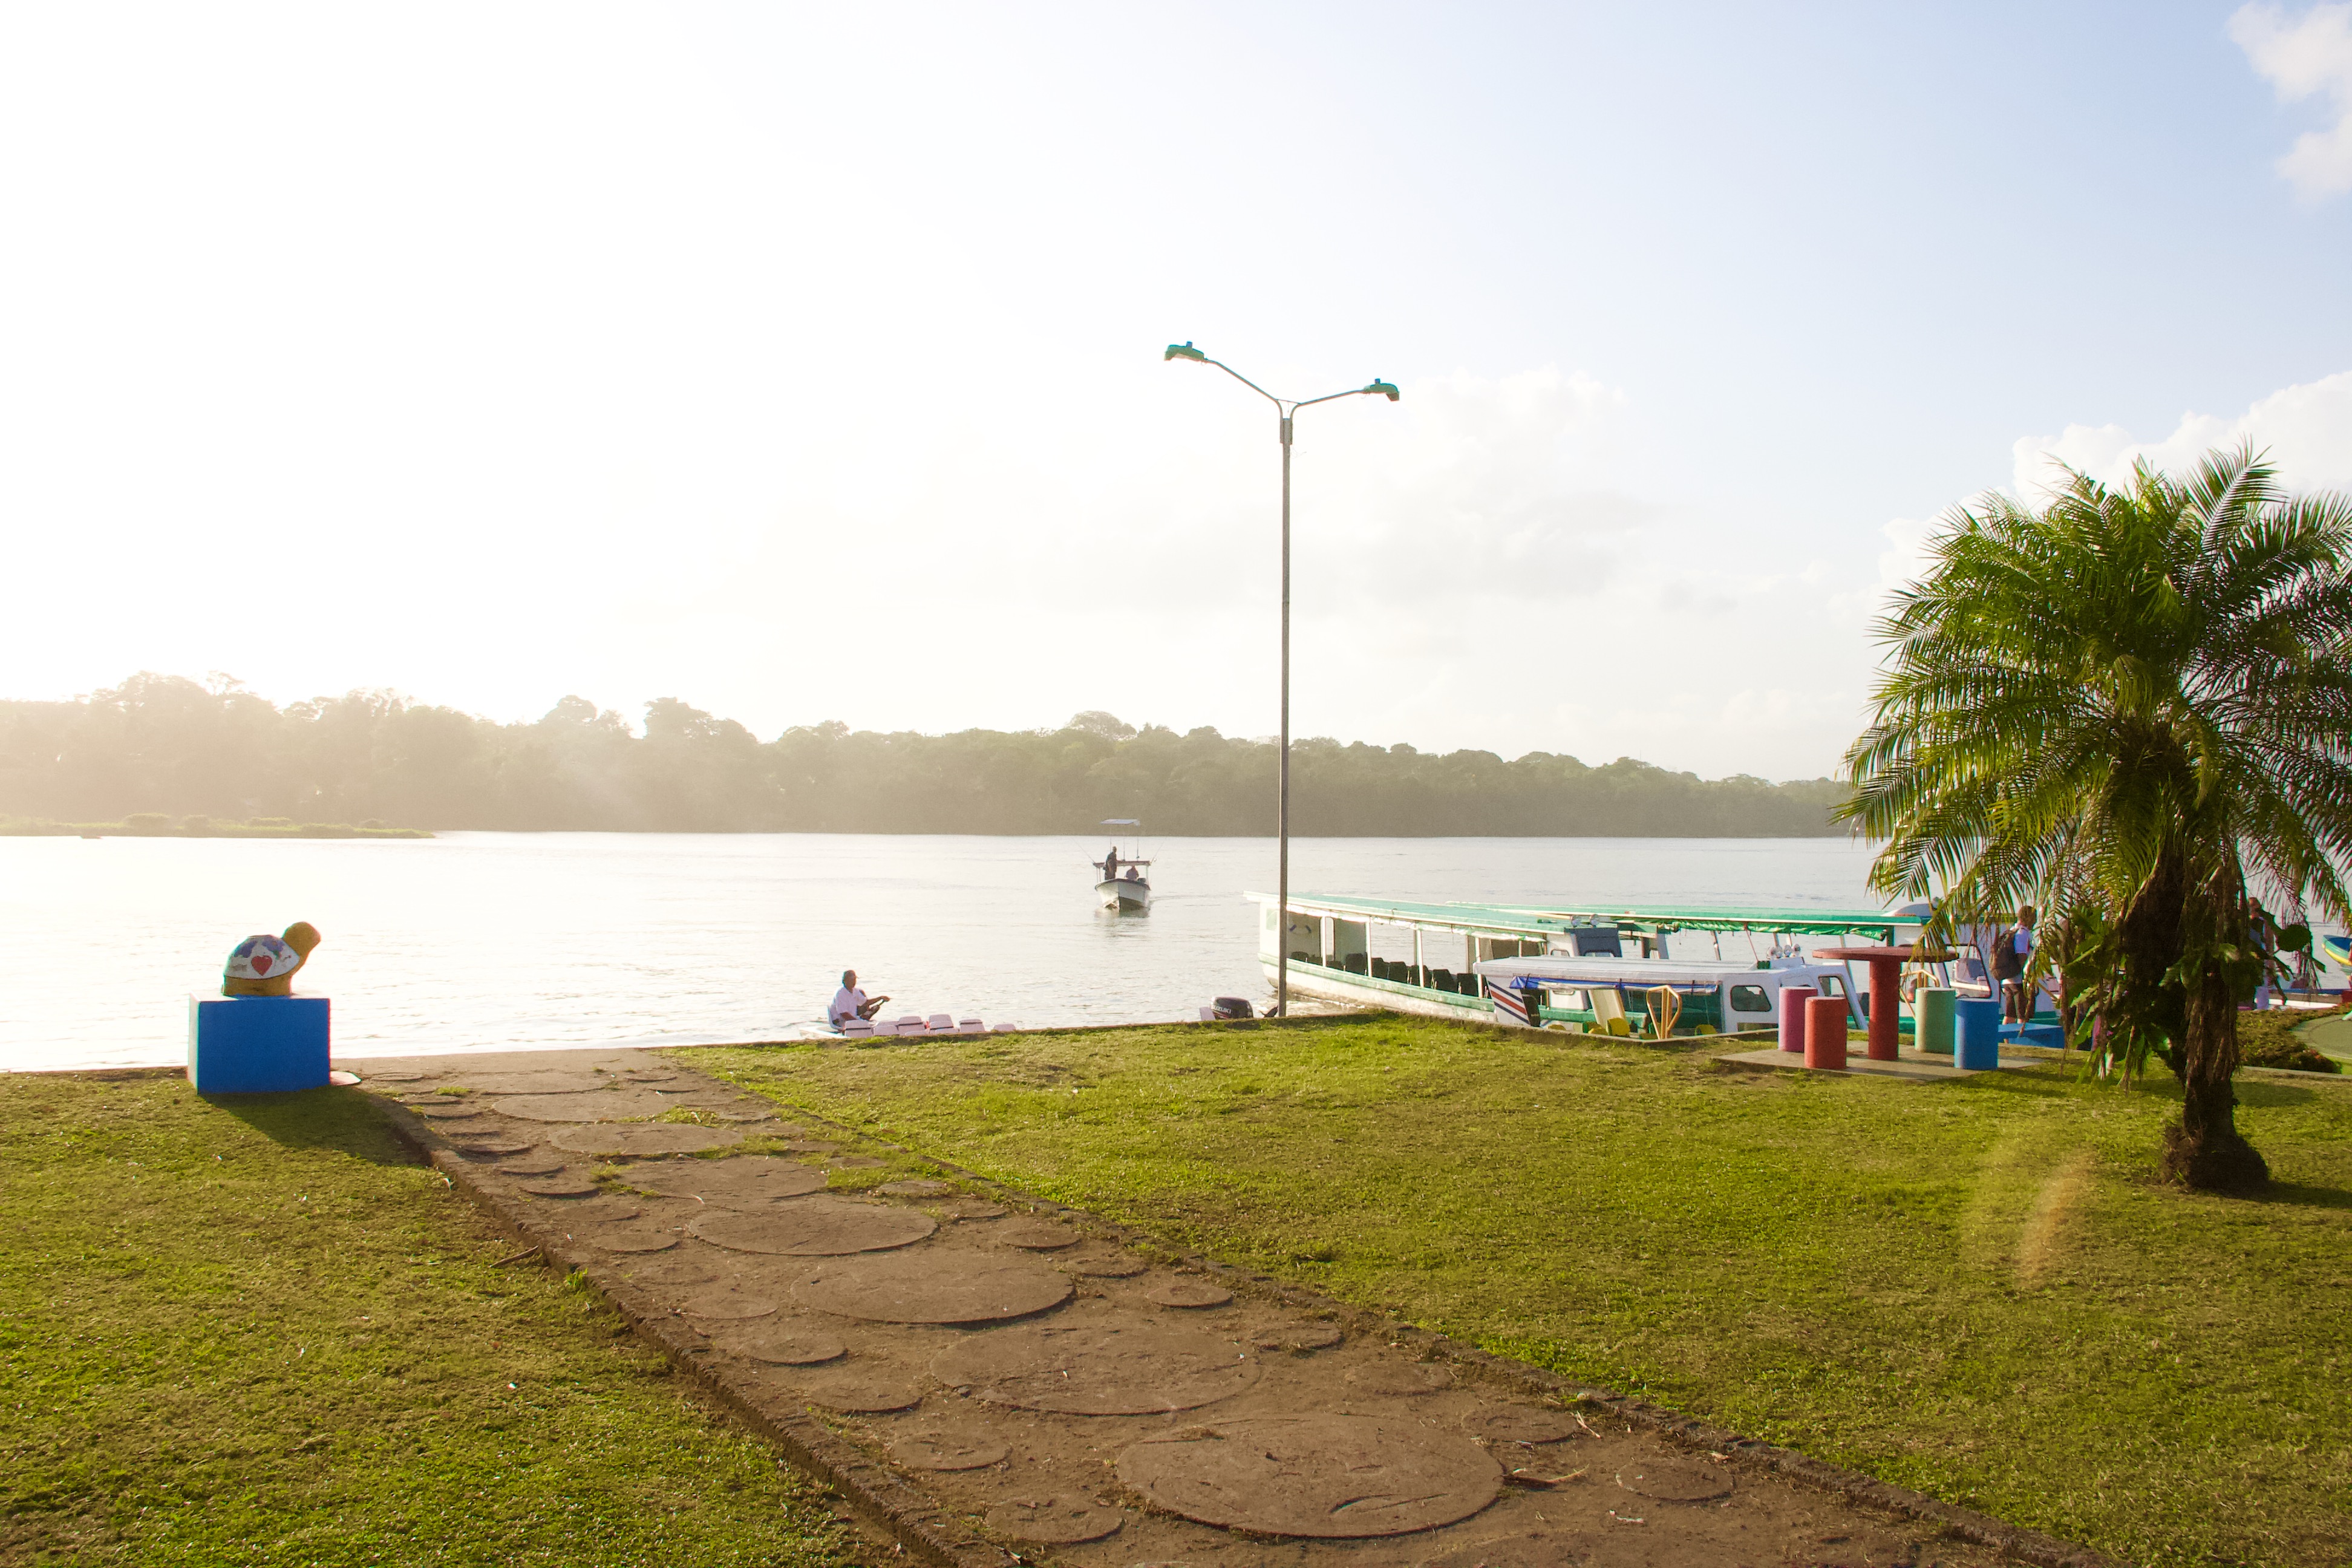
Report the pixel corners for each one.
[829,969,889,1027]
[1122,864,1142,882]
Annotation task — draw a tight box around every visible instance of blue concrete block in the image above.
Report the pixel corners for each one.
[187,995,331,1094]
[1955,998,2002,1071]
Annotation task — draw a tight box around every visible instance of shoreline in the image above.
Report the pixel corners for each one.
[1,818,431,839]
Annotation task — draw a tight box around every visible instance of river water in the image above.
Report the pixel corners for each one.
[1,832,1883,1072]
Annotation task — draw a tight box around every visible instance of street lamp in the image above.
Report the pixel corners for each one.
[1165,341,1400,1018]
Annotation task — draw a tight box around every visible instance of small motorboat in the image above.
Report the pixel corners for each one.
[1094,819,1152,912]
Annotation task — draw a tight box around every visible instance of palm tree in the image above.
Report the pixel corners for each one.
[1841,445,2352,1191]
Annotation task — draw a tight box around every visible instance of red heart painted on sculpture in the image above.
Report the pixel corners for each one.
[251,953,273,973]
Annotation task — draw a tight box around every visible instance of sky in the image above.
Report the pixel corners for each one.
[2,2,2348,781]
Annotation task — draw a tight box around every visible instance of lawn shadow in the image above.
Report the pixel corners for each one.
[2236,1080,2324,1108]
[2255,1179,2352,1211]
[199,1084,425,1169]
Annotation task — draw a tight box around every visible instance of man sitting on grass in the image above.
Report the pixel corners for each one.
[829,969,889,1028]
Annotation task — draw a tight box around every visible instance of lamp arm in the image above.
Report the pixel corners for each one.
[1292,386,1382,411]
[1200,358,1285,411]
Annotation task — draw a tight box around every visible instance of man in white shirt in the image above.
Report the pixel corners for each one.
[1998,906,2037,1023]
[829,969,889,1028]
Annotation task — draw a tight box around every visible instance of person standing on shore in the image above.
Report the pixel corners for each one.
[1994,906,2037,1023]
[829,969,889,1027]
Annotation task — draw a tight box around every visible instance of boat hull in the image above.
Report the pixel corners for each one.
[1098,879,1151,911]
[1260,959,1492,1021]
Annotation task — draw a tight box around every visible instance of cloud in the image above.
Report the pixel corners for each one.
[2232,2,2352,198]
[2011,368,2352,497]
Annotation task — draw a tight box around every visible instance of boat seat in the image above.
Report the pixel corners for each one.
[1344,953,1368,975]
[927,1013,954,1030]
[1428,968,1454,990]
[838,1022,873,1037]
[957,1017,984,1031]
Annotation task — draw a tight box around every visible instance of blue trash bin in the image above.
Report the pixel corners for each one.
[1955,998,2001,1071]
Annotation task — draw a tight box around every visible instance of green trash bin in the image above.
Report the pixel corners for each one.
[1915,986,1955,1055]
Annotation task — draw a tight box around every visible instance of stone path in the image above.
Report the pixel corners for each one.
[342,1047,2099,1568]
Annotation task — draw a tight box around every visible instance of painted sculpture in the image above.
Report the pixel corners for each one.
[222,922,322,996]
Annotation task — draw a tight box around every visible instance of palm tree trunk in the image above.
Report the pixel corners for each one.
[2157,867,2270,1192]
[2160,959,2269,1191]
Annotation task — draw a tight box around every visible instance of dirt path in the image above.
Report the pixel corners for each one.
[342,1047,2099,1568]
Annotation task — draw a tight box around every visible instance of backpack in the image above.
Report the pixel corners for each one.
[1989,927,2024,981]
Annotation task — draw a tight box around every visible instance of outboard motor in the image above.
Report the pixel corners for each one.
[1212,996,1255,1020]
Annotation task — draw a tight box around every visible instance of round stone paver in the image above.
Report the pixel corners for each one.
[619,1255,720,1287]
[593,1229,680,1254]
[1463,1408,1581,1445]
[1118,1414,1503,1539]
[795,1249,1073,1325]
[982,1498,1123,1544]
[518,1178,599,1198]
[496,1155,571,1177]
[1345,1364,1454,1397]
[931,1321,1259,1415]
[446,1071,609,1095]
[495,1089,671,1123]
[1146,1280,1233,1310]
[451,1138,535,1157]
[876,1179,953,1197]
[795,1374,922,1414]
[996,1220,1079,1250]
[410,1102,481,1120]
[1255,1322,1344,1354]
[552,1124,740,1157]
[1615,1459,1732,1502]
[679,1289,778,1321]
[627,1157,828,1204]
[732,1329,848,1365]
[1062,1252,1145,1278]
[944,1201,1006,1220]
[690,1200,936,1256]
[890,1434,1008,1472]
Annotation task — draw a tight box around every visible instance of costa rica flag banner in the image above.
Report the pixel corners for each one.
[1485,979,1533,1027]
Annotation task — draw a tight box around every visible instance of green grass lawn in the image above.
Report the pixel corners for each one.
[690,1018,2352,1568]
[0,1072,861,1568]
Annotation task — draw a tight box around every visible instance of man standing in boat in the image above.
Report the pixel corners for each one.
[829,969,889,1027]
[1102,843,1120,882]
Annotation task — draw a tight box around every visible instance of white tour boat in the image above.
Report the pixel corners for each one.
[1245,890,2050,1037]
[1095,820,1152,912]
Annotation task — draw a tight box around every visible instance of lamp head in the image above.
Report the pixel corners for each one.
[1366,379,1400,402]
[1164,341,1207,363]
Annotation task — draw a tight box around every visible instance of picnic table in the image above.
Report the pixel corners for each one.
[1815,944,1954,1062]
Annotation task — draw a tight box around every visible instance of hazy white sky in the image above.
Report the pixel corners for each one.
[4,2,2348,779]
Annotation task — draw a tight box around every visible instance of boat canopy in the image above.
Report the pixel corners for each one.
[1248,890,1908,943]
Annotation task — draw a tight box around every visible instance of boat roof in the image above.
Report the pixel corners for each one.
[1247,890,1907,940]
[1470,956,1843,983]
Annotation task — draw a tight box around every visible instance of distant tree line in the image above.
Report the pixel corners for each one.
[0,673,1847,836]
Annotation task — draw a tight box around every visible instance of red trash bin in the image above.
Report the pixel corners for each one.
[1804,994,1849,1071]
[1777,984,1816,1056]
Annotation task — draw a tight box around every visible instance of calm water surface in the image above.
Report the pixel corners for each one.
[1,832,1881,1071]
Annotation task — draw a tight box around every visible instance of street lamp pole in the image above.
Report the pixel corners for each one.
[1164,342,1399,1018]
